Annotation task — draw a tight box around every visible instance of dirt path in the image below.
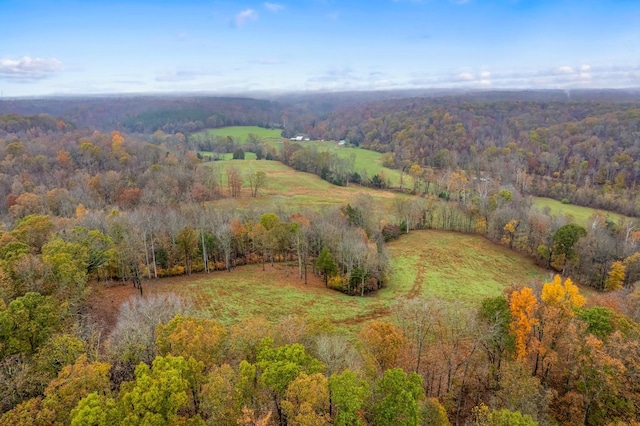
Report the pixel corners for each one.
[407,255,427,299]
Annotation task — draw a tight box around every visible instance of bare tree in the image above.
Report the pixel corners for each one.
[248,170,266,197]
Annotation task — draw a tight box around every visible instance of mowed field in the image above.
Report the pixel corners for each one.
[194,126,283,143]
[532,197,629,227]
[90,230,551,336]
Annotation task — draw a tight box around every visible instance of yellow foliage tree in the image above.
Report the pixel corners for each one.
[156,315,228,367]
[502,220,519,249]
[509,287,539,360]
[604,261,625,291]
[540,274,585,314]
[281,373,331,426]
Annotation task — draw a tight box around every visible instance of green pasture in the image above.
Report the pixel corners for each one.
[194,126,402,187]
[193,126,282,142]
[532,197,629,227]
[202,157,406,213]
[387,230,550,305]
[140,230,551,335]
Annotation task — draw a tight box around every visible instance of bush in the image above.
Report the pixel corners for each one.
[381,223,402,242]
[327,275,346,292]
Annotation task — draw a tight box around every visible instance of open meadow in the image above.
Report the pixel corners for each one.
[202,157,406,213]
[90,230,551,336]
[532,196,629,226]
[194,126,283,142]
[194,126,403,186]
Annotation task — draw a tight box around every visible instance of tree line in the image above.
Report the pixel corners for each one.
[3,274,640,425]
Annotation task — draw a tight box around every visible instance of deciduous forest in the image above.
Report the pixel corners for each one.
[1,90,640,425]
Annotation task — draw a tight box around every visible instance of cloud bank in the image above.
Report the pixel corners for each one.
[0,57,62,81]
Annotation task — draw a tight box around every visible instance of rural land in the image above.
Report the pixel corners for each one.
[1,89,640,426]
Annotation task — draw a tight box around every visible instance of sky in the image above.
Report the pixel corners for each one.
[1,0,640,97]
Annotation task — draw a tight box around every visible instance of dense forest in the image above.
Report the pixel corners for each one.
[1,91,640,425]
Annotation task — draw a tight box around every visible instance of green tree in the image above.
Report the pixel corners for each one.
[552,224,587,272]
[315,247,338,287]
[329,370,370,426]
[42,237,90,310]
[11,214,54,254]
[368,368,424,426]
[66,227,115,278]
[0,292,63,356]
[478,296,514,383]
[70,393,121,426]
[119,355,204,425]
[256,338,325,424]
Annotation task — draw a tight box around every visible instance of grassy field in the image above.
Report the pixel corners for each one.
[194,126,282,143]
[194,126,403,187]
[532,197,629,226]
[387,230,550,305]
[202,157,406,213]
[95,230,551,335]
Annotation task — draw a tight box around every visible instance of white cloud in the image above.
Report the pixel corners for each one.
[235,9,257,27]
[264,2,285,12]
[0,56,62,81]
[581,64,591,72]
[480,71,491,79]
[457,72,475,81]
[557,65,574,74]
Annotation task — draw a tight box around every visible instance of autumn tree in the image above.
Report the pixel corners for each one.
[395,297,440,373]
[155,314,227,367]
[37,354,112,425]
[199,364,242,426]
[256,338,325,425]
[540,275,585,314]
[509,287,539,361]
[227,167,243,198]
[176,226,198,275]
[605,261,625,291]
[358,320,407,371]
[281,372,331,426]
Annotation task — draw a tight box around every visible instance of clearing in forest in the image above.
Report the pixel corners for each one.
[532,197,629,227]
[90,230,550,335]
[202,158,406,213]
[387,230,550,306]
[194,125,402,186]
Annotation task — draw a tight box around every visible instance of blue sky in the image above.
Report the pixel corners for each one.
[1,0,639,96]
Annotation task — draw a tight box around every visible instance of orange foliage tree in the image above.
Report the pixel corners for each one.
[509,287,539,360]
